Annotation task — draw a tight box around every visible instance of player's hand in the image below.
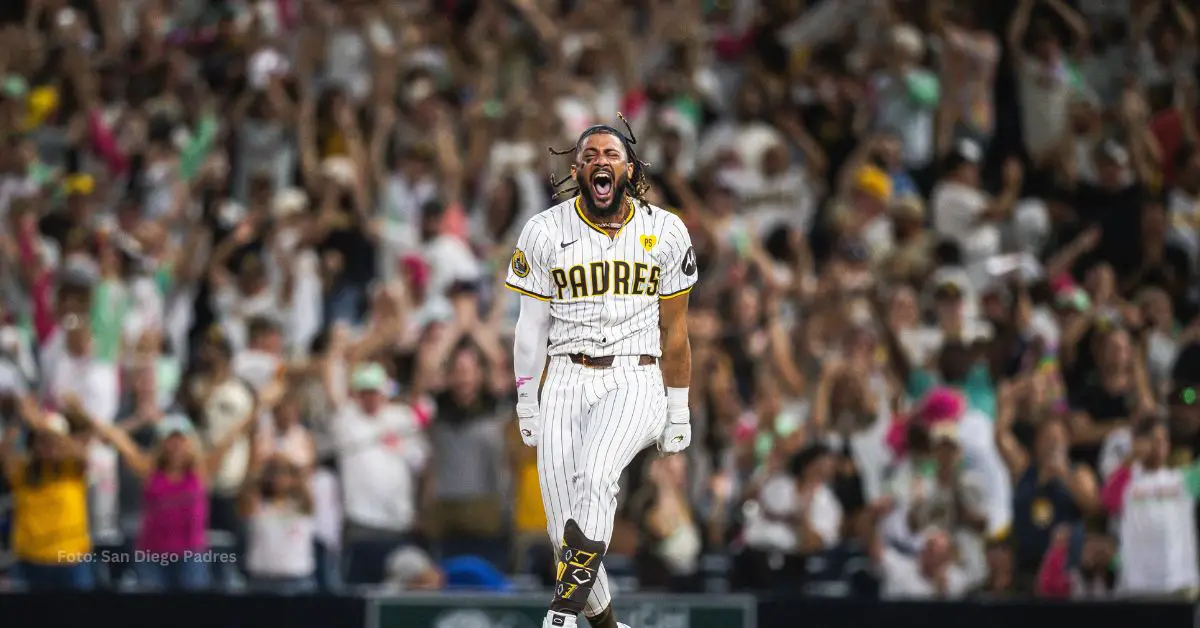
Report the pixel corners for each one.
[516,403,540,447]
[659,395,691,454]
[660,391,691,453]
[659,421,691,454]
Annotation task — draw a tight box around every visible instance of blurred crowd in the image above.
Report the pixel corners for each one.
[2,0,1200,602]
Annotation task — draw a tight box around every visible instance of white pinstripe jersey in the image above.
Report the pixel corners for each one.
[504,196,697,358]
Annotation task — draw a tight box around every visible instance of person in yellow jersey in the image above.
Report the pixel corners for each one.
[509,425,549,575]
[1,396,93,591]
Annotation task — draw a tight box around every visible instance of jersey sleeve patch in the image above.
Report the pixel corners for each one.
[657,222,698,298]
[511,248,531,278]
[681,246,697,277]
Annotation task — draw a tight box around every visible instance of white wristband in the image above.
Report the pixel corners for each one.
[666,387,689,418]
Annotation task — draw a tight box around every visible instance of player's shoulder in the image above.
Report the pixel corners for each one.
[641,201,691,243]
[518,200,571,242]
[533,198,575,224]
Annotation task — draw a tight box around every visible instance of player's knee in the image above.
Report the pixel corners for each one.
[563,518,606,555]
[575,469,617,509]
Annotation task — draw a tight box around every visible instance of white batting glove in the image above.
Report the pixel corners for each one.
[659,388,692,454]
[660,421,691,453]
[516,403,541,447]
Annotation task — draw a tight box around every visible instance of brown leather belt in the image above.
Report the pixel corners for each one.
[568,354,657,368]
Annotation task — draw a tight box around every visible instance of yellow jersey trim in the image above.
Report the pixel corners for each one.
[574,196,634,238]
[659,286,693,300]
[505,282,551,301]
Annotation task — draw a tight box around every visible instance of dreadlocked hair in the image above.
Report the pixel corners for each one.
[547,112,653,207]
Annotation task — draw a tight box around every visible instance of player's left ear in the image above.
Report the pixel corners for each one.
[624,161,634,180]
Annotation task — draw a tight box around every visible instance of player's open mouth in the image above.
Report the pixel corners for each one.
[591,171,613,204]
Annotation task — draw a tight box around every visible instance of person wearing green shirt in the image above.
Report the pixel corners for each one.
[908,349,997,421]
[882,319,997,419]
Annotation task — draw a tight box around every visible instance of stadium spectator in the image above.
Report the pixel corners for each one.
[2,400,91,591]
[328,355,430,586]
[873,522,970,600]
[736,443,841,591]
[1102,419,1200,598]
[185,328,256,562]
[997,381,1100,587]
[88,390,258,592]
[238,445,318,595]
[627,451,703,591]
[257,392,317,472]
[881,391,991,589]
[1036,522,1117,599]
[424,334,511,569]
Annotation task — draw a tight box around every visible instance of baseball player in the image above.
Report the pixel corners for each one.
[505,118,697,628]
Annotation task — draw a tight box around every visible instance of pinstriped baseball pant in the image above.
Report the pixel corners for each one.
[538,356,667,617]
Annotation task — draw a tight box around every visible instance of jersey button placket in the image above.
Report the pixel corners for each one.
[600,235,615,347]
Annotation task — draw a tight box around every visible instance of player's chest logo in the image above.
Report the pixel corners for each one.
[550,235,662,300]
[550,260,662,300]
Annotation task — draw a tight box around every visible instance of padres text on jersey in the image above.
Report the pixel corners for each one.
[504,197,698,358]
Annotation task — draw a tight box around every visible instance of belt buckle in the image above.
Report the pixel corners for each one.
[579,354,594,367]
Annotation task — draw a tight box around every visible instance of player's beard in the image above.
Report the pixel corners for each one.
[578,168,629,218]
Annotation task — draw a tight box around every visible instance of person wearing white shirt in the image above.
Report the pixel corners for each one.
[876,526,971,600]
[696,82,786,173]
[211,253,282,352]
[1008,0,1086,163]
[881,420,991,589]
[0,319,35,393]
[1103,421,1200,597]
[42,315,121,539]
[869,25,938,173]
[185,329,258,551]
[259,396,317,472]
[240,453,318,595]
[742,444,842,555]
[722,141,819,239]
[930,140,1023,267]
[417,200,480,323]
[43,316,120,424]
[232,317,285,393]
[379,148,440,282]
[329,362,429,585]
[1166,145,1200,271]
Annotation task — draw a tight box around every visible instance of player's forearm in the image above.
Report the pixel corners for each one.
[661,324,692,389]
[513,297,551,406]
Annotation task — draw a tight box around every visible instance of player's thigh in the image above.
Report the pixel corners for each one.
[537,359,590,540]
[578,366,667,486]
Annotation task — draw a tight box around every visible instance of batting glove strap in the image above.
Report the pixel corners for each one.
[515,404,540,447]
[666,387,690,424]
[667,408,690,425]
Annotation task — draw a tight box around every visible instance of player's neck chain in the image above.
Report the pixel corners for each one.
[590,208,632,231]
